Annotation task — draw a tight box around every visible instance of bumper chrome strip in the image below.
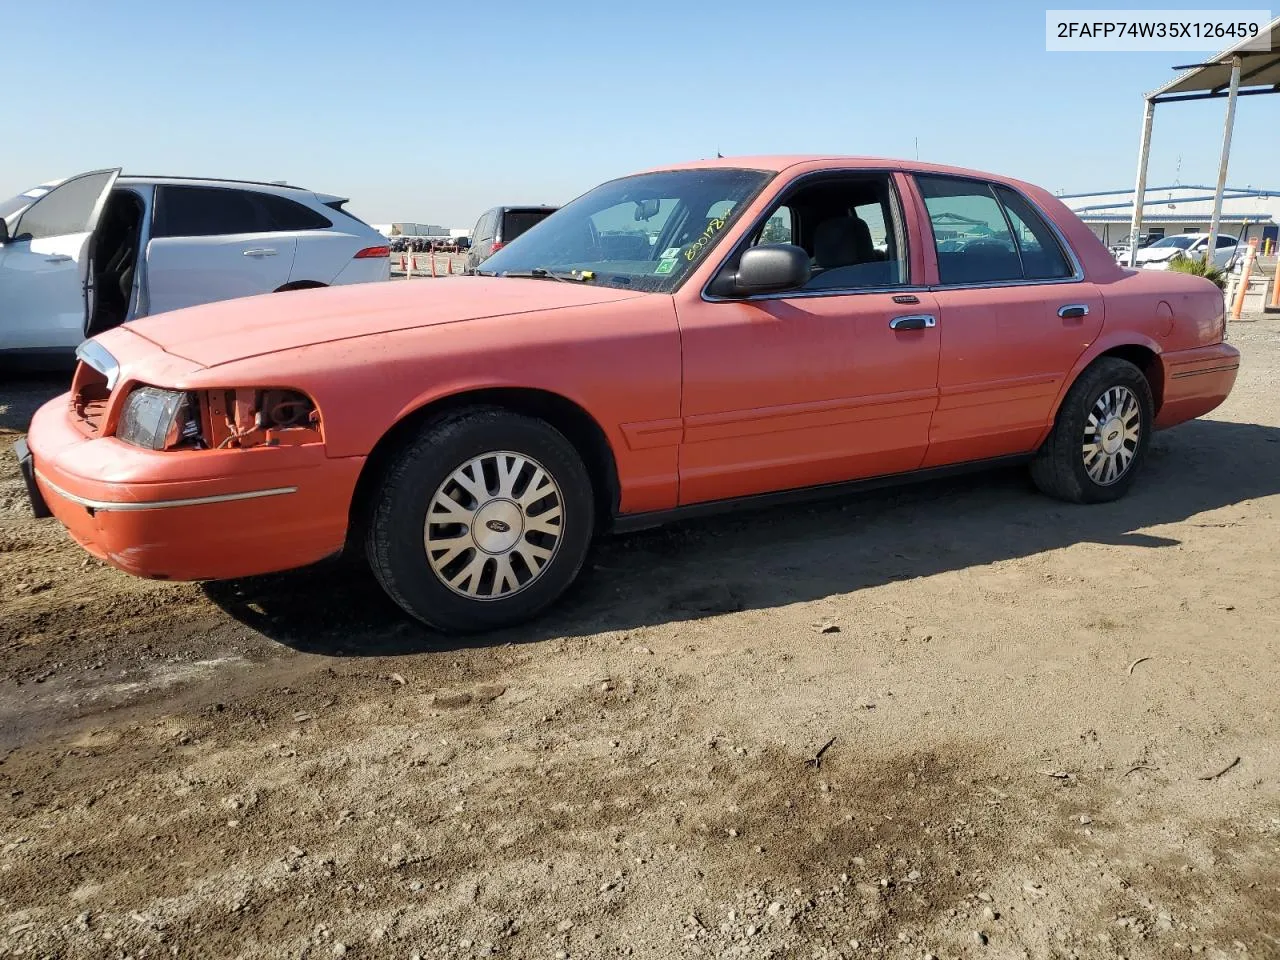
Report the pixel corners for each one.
[34,472,297,512]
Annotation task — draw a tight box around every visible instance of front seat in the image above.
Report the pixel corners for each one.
[807,216,897,289]
[813,216,874,270]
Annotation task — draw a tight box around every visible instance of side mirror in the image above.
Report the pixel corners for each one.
[730,244,810,295]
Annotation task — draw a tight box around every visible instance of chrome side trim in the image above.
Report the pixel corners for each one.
[1169,363,1240,380]
[75,340,121,390]
[928,275,1085,291]
[34,472,297,512]
[705,284,931,304]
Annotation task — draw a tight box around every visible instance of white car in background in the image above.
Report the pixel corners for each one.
[1127,232,1240,270]
[0,170,390,359]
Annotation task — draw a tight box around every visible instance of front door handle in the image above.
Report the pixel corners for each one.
[243,248,278,257]
[44,255,73,263]
[890,314,937,331]
[1058,304,1090,319]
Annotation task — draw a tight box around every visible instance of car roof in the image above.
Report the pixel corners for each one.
[118,175,311,193]
[641,154,1055,187]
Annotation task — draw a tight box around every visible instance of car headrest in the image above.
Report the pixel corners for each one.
[814,216,874,268]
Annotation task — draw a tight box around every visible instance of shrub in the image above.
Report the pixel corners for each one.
[1168,254,1227,290]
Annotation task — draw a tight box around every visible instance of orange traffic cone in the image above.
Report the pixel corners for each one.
[448,257,455,275]
[430,255,438,278]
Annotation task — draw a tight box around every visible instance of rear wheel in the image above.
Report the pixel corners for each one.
[1030,358,1154,503]
[365,408,594,632]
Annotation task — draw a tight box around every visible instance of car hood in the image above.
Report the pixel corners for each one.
[124,277,648,368]
[1134,246,1183,263]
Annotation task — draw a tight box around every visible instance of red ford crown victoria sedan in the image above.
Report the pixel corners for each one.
[18,157,1239,632]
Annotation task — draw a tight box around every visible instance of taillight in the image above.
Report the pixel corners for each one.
[490,241,504,254]
[354,245,390,259]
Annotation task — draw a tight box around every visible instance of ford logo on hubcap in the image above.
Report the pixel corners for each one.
[485,519,512,534]
[1107,429,1120,441]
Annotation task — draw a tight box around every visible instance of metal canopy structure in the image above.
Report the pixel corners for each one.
[1127,18,1280,265]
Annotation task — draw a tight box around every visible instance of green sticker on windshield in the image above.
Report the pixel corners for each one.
[655,257,677,275]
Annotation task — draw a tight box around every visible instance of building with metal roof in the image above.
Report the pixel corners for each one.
[1123,16,1280,263]
[1061,184,1280,248]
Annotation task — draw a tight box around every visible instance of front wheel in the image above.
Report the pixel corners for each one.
[365,408,595,632]
[1030,358,1154,504]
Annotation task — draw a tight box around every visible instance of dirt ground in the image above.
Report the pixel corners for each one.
[1,319,1278,960]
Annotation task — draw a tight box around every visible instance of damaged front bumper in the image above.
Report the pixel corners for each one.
[23,393,364,581]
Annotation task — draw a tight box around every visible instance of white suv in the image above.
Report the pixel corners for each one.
[0,169,390,358]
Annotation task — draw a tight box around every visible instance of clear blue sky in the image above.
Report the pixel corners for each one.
[4,0,1275,226]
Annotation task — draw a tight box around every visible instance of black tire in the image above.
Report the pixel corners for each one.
[1030,357,1154,504]
[365,407,595,633]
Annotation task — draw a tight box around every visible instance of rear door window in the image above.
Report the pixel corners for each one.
[153,186,265,238]
[257,193,332,231]
[918,176,1073,285]
[917,177,1021,284]
[993,186,1072,280]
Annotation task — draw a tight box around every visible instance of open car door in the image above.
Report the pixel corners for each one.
[0,168,119,353]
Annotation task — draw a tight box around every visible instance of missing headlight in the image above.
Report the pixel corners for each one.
[205,388,319,449]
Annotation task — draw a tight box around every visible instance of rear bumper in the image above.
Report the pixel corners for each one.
[330,256,391,286]
[25,394,364,581]
[1155,342,1240,428]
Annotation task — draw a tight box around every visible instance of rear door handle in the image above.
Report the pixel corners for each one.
[890,314,937,331]
[243,248,277,257]
[44,255,72,263]
[1058,304,1090,319]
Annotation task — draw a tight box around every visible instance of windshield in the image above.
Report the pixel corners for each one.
[479,168,773,292]
[1151,236,1196,249]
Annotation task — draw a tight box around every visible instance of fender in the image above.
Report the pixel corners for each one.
[391,374,539,426]
[379,376,680,514]
[1037,330,1164,445]
[387,374,623,457]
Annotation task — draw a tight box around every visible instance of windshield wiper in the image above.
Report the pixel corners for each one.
[501,267,593,283]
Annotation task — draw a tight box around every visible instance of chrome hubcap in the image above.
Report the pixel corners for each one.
[1082,386,1141,486]
[424,451,563,600]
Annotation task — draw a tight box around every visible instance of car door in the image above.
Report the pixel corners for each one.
[0,168,119,352]
[676,171,941,505]
[912,175,1104,467]
[145,185,296,315]
[262,192,355,284]
[1212,235,1239,269]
